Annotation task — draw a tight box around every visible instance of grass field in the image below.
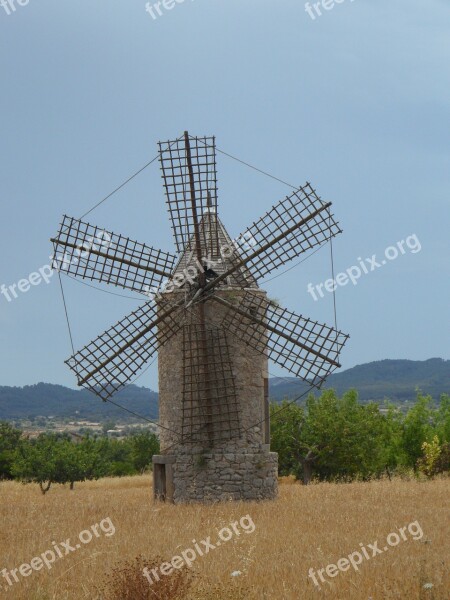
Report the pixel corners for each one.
[0,476,448,599]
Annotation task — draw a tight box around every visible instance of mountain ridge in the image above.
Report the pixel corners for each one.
[0,358,448,421]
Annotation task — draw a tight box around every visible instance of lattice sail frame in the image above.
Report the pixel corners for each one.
[159,134,219,255]
[66,299,183,400]
[214,290,349,387]
[181,322,240,446]
[234,184,342,282]
[52,215,176,295]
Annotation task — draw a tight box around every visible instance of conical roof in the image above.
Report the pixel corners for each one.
[170,208,258,289]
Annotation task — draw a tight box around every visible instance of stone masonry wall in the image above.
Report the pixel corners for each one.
[156,288,278,502]
[158,289,269,451]
[171,445,278,503]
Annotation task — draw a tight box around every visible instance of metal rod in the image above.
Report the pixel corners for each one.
[50,239,172,278]
[211,295,341,368]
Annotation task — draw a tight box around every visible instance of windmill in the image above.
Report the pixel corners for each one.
[51,131,349,503]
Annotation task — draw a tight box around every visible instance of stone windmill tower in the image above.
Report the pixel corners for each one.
[51,132,348,503]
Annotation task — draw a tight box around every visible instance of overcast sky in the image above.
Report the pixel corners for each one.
[0,0,448,391]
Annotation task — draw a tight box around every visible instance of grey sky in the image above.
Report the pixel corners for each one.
[0,0,448,390]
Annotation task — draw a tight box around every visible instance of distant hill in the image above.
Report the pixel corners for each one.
[0,359,448,421]
[0,383,158,421]
[269,358,450,403]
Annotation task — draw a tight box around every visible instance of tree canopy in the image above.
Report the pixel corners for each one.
[270,390,450,483]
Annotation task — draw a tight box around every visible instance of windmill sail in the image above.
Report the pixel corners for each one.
[159,132,219,255]
[66,299,183,400]
[213,290,349,386]
[230,184,342,282]
[51,215,176,295]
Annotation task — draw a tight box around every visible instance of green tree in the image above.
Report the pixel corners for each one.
[413,394,450,475]
[417,435,441,477]
[301,389,389,482]
[0,421,22,480]
[270,401,306,479]
[377,403,406,477]
[61,438,109,489]
[131,431,160,474]
[435,394,450,443]
[434,442,450,474]
[102,438,136,476]
[401,392,435,469]
[12,434,108,493]
[12,434,60,494]
[270,390,395,484]
[78,437,110,481]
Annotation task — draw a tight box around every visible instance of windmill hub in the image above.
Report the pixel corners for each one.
[51,131,349,504]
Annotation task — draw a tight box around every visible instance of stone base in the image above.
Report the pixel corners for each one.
[152,447,278,504]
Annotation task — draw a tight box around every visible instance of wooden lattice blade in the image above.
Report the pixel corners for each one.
[229,184,342,283]
[51,215,176,295]
[213,291,349,386]
[159,133,219,255]
[181,322,241,447]
[66,299,183,401]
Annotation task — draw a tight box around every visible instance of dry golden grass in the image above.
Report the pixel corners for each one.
[0,476,448,599]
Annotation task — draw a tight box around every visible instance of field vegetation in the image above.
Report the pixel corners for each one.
[0,475,448,599]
